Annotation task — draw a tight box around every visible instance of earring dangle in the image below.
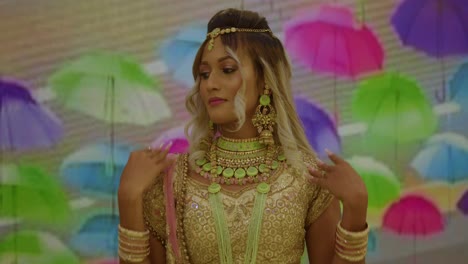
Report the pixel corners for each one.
[252,85,276,146]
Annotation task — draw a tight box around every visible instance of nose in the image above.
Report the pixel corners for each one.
[206,71,220,91]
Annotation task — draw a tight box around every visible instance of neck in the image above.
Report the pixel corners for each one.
[218,119,258,139]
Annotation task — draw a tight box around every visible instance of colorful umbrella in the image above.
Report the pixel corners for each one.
[391,0,468,58]
[457,190,468,215]
[367,229,377,253]
[352,71,437,143]
[294,96,341,158]
[449,61,468,112]
[382,194,444,236]
[151,125,189,154]
[0,163,71,226]
[347,156,401,210]
[49,50,171,125]
[60,142,134,198]
[159,24,205,89]
[69,213,118,257]
[284,4,384,79]
[411,133,468,183]
[0,231,80,264]
[0,78,63,151]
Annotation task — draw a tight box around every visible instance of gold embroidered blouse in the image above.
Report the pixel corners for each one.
[143,153,334,263]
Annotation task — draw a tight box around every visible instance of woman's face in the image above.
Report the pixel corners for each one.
[198,37,260,126]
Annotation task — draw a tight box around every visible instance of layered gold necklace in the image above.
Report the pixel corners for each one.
[194,136,287,264]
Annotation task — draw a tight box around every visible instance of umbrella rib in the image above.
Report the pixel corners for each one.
[445,1,468,49]
[400,0,429,44]
[363,81,393,138]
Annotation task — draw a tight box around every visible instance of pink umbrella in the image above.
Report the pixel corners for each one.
[284,4,384,80]
[151,125,189,154]
[382,194,444,236]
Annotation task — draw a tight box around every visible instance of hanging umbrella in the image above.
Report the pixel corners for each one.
[284,4,384,79]
[352,71,437,143]
[151,125,189,154]
[48,50,171,125]
[391,0,468,58]
[69,213,118,257]
[60,142,134,198]
[159,24,205,89]
[0,163,71,226]
[382,194,444,237]
[449,61,468,112]
[0,78,63,151]
[411,133,468,183]
[367,229,377,253]
[457,190,468,215]
[294,96,341,158]
[391,0,468,102]
[347,156,401,210]
[0,230,80,264]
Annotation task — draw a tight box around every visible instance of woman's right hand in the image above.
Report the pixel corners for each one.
[118,142,176,199]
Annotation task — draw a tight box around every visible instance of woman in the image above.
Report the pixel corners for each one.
[118,8,368,264]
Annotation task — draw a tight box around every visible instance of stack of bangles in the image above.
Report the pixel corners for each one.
[335,221,369,262]
[118,225,150,263]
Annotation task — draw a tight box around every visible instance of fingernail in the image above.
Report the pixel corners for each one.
[159,142,165,149]
[325,148,333,155]
[165,141,173,149]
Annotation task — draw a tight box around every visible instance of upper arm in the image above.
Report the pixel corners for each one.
[305,198,341,264]
[149,236,166,264]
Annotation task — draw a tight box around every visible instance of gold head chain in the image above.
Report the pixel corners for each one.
[206,27,273,51]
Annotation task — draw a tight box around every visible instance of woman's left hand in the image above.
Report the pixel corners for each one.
[307,149,368,208]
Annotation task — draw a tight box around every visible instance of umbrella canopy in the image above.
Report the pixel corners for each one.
[367,229,377,253]
[352,71,437,143]
[382,194,444,237]
[449,61,468,112]
[391,0,468,58]
[159,24,205,88]
[0,164,70,226]
[60,142,134,198]
[69,213,118,257]
[411,133,468,183]
[457,190,468,215]
[347,156,401,210]
[284,4,384,79]
[294,96,341,158]
[48,51,171,125]
[0,78,63,151]
[151,125,190,154]
[0,231,80,264]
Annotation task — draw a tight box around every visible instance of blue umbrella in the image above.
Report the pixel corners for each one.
[0,78,63,151]
[69,213,118,257]
[449,61,468,112]
[60,142,134,198]
[367,229,377,253]
[159,24,205,88]
[411,133,468,183]
[294,96,341,158]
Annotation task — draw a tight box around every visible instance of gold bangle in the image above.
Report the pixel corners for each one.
[118,237,149,248]
[337,221,369,239]
[118,225,150,238]
[118,249,149,263]
[335,244,367,255]
[335,236,368,249]
[336,250,366,262]
[119,244,151,255]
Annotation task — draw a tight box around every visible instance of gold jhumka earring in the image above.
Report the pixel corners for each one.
[252,84,276,146]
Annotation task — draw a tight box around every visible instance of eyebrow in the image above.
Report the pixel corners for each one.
[200,55,235,66]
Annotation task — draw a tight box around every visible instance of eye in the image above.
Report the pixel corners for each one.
[223,68,236,74]
[199,72,210,80]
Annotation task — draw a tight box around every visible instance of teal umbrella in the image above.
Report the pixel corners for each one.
[352,72,437,143]
[0,164,71,226]
[48,50,171,125]
[0,231,80,264]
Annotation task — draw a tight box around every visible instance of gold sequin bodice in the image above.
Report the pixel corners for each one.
[144,153,333,263]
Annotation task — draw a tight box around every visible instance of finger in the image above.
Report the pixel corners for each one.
[325,149,343,165]
[316,159,333,172]
[154,141,173,162]
[307,165,327,179]
[308,174,328,188]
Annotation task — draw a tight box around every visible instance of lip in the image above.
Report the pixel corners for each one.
[208,97,227,106]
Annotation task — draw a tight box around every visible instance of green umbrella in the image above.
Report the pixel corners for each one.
[348,156,401,210]
[352,71,437,143]
[48,51,171,125]
[0,231,80,264]
[0,164,71,226]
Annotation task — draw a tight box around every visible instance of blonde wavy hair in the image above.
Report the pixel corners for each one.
[184,8,316,172]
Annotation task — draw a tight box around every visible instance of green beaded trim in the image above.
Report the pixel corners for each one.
[217,136,266,152]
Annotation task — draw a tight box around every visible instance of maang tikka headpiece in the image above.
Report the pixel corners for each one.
[206,27,273,51]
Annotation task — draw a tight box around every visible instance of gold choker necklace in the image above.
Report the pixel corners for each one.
[195,136,286,186]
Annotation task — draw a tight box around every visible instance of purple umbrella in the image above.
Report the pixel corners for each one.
[0,78,63,151]
[391,0,468,102]
[457,190,468,215]
[294,96,341,158]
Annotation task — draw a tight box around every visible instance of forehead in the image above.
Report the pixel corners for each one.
[200,37,250,65]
